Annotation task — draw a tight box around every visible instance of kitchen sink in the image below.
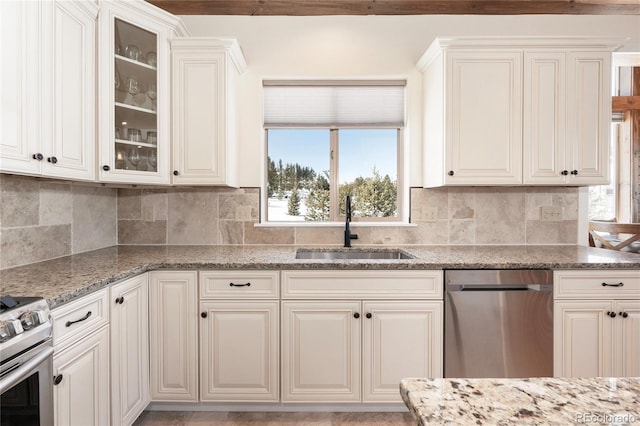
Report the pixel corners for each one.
[295,249,414,260]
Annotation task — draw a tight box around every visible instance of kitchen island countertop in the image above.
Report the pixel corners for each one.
[400,376,640,425]
[1,244,638,309]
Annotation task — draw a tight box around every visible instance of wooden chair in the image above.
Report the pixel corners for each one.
[588,221,640,252]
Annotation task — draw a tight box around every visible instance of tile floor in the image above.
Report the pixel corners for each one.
[133,411,416,425]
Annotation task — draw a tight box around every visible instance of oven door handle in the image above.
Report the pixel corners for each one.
[0,346,54,393]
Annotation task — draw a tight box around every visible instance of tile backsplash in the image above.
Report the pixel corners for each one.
[0,174,117,269]
[0,172,579,270]
[116,185,579,246]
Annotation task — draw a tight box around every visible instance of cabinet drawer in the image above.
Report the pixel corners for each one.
[200,271,279,299]
[554,270,640,300]
[51,288,109,350]
[282,270,443,299]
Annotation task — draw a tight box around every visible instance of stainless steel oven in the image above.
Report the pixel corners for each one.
[0,296,53,426]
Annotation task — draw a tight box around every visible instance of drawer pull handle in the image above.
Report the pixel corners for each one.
[229,282,251,287]
[601,282,624,287]
[65,311,92,327]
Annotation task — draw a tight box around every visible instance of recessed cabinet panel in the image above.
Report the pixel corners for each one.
[447,52,522,184]
[566,52,610,184]
[282,301,361,402]
[53,326,110,426]
[554,301,613,378]
[149,271,198,401]
[200,301,279,401]
[171,38,246,186]
[362,301,443,402]
[523,52,566,183]
[615,301,640,377]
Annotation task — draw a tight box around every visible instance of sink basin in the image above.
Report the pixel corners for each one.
[295,249,414,260]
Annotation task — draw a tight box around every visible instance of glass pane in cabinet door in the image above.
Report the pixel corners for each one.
[113,18,158,172]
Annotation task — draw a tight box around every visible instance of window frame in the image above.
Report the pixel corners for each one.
[264,127,404,223]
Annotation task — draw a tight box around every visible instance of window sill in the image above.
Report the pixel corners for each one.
[255,221,416,228]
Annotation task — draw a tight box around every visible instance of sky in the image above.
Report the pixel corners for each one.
[267,128,397,183]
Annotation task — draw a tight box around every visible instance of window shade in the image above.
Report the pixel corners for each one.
[263,81,406,128]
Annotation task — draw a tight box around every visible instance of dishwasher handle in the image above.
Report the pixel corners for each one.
[449,284,552,292]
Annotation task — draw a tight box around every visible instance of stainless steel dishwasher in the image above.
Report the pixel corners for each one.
[444,269,553,378]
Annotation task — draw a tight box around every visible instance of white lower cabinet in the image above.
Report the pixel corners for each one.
[554,270,640,378]
[110,274,150,425]
[199,271,280,402]
[52,289,110,426]
[282,301,362,403]
[200,301,279,401]
[148,271,199,401]
[362,301,442,402]
[281,270,443,404]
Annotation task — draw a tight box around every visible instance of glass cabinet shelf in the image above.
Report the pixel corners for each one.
[112,17,158,173]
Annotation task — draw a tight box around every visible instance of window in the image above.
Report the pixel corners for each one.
[588,123,618,220]
[263,81,405,222]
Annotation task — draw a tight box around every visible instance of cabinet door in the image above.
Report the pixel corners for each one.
[98,2,170,184]
[110,274,150,425]
[565,51,611,184]
[554,301,614,377]
[0,0,41,175]
[614,300,640,377]
[282,301,361,402]
[171,42,241,186]
[523,52,566,184]
[42,0,96,180]
[200,301,279,401]
[53,326,110,426]
[445,51,522,184]
[362,301,442,402]
[148,271,198,401]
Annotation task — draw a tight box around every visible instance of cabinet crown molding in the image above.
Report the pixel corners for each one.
[417,36,627,70]
[171,37,247,73]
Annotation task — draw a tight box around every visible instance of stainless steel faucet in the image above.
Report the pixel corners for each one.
[344,195,358,247]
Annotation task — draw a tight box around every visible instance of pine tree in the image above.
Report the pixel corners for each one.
[304,175,330,221]
[287,188,301,216]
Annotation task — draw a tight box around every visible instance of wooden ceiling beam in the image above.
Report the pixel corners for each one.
[146,0,640,16]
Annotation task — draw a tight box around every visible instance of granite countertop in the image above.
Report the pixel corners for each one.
[400,377,640,425]
[0,244,638,309]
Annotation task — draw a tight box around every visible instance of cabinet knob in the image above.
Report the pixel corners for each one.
[53,374,63,385]
[561,170,569,176]
[32,153,44,161]
[201,312,208,318]
[448,170,454,176]
[570,170,579,175]
[607,311,617,318]
[173,170,179,176]
[115,296,124,305]
[365,313,372,319]
[620,312,629,318]
[102,165,110,171]
[47,156,58,164]
[353,312,360,319]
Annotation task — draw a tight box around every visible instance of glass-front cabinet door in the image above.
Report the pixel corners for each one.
[99,1,179,184]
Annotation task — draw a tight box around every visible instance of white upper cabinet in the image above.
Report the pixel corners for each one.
[0,0,97,181]
[171,38,247,186]
[445,50,523,185]
[98,0,186,184]
[524,50,611,184]
[418,38,620,188]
